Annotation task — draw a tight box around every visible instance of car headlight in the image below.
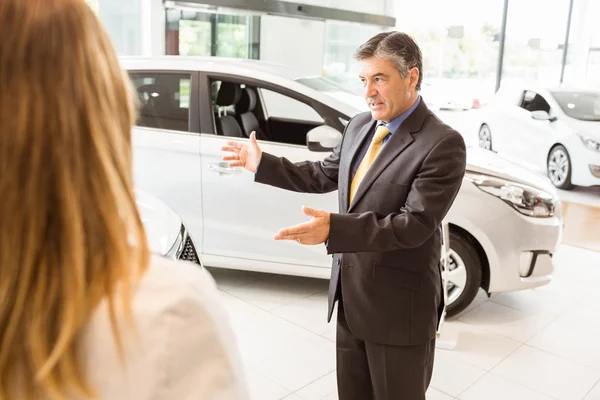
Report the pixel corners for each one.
[166,224,186,259]
[578,134,600,152]
[466,172,556,218]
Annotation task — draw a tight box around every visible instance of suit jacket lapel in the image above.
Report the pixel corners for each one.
[347,99,429,212]
[341,119,376,211]
[347,128,414,211]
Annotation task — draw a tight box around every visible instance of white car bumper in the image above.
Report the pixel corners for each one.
[572,147,600,187]
[449,182,562,295]
[486,202,562,293]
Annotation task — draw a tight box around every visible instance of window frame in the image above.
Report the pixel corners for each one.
[259,87,326,124]
[127,69,200,134]
[198,72,346,137]
[518,89,552,114]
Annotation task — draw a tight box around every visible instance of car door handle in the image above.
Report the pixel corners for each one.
[207,162,243,175]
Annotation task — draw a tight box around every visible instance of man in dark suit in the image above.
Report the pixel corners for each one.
[222,31,467,400]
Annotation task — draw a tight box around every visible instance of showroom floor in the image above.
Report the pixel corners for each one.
[208,242,600,400]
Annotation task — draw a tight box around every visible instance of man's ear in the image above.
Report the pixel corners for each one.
[409,67,419,90]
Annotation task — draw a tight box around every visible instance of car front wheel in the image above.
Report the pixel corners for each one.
[445,230,482,317]
[547,145,574,190]
[478,124,493,151]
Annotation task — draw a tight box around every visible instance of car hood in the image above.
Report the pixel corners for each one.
[321,91,369,113]
[466,148,557,195]
[136,190,182,256]
[564,118,600,141]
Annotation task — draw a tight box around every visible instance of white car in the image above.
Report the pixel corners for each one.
[477,84,600,190]
[122,56,562,316]
[137,190,201,264]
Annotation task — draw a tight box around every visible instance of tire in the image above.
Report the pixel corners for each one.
[547,145,574,190]
[445,230,482,318]
[478,124,493,151]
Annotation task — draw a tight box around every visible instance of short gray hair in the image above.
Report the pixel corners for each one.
[353,31,423,91]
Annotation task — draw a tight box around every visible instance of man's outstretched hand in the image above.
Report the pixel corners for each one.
[221,131,263,173]
[274,206,331,245]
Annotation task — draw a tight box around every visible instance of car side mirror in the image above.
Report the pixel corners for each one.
[531,110,557,122]
[306,125,342,152]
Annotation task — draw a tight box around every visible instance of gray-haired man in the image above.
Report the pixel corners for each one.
[223,32,467,399]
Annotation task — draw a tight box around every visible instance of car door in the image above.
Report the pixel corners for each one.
[514,90,559,172]
[199,73,342,271]
[128,71,205,252]
[491,88,532,158]
[479,86,520,154]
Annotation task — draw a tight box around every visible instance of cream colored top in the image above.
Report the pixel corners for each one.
[77,255,249,400]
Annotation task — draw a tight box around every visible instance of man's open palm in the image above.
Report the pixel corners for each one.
[221,131,262,173]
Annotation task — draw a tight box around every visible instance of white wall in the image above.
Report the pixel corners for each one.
[142,0,165,56]
[97,0,142,55]
[259,16,326,76]
[260,1,392,78]
[259,1,392,77]
[94,0,163,56]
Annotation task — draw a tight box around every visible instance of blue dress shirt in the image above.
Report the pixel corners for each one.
[350,96,421,180]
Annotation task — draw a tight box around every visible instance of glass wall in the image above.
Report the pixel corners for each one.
[165,9,260,58]
[502,0,570,87]
[163,4,387,79]
[396,0,600,97]
[397,0,504,107]
[563,0,600,87]
[90,0,600,90]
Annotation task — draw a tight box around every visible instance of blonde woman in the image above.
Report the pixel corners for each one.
[0,0,248,399]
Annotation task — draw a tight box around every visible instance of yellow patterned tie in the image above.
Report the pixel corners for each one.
[349,124,390,204]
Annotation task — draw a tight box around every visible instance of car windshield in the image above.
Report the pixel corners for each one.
[550,91,600,121]
[295,76,368,112]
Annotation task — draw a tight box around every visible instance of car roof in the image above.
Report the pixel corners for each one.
[119,56,361,117]
[119,56,315,80]
[546,86,600,94]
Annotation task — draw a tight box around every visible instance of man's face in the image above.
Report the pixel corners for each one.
[358,57,419,122]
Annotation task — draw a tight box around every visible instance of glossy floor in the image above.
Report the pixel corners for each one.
[562,201,600,252]
[208,244,600,400]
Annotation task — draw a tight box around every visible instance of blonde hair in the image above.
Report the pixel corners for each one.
[0,0,149,399]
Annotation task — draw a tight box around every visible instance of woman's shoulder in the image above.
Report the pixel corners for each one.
[144,255,217,293]
[80,256,248,399]
[140,256,248,396]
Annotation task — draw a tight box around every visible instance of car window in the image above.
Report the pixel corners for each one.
[210,78,329,146]
[128,72,191,132]
[210,79,253,138]
[260,89,324,123]
[519,90,551,114]
[550,91,600,121]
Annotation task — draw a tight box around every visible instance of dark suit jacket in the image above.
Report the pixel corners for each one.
[254,99,467,346]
